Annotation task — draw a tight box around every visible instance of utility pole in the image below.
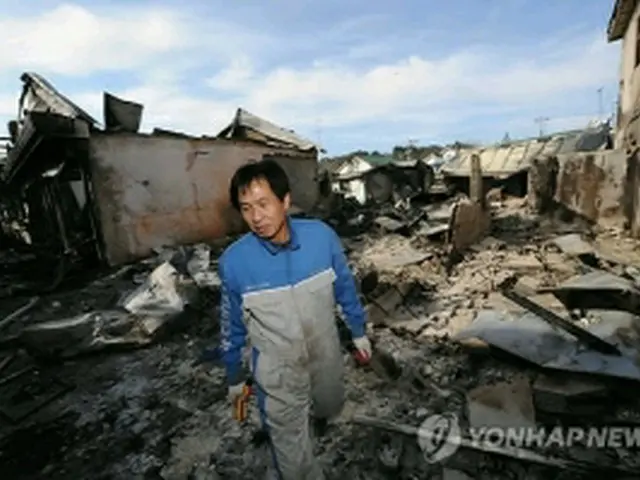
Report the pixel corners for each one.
[534,117,549,137]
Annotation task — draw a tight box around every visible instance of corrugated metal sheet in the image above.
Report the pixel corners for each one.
[19,72,97,125]
[441,124,611,179]
[218,108,320,152]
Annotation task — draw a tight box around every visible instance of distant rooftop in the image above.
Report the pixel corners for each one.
[358,154,394,166]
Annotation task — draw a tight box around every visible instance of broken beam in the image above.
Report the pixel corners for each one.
[499,282,621,356]
[0,297,39,332]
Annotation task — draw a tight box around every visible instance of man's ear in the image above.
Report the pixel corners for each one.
[283,192,291,210]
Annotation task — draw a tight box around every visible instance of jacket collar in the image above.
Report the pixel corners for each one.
[256,216,301,255]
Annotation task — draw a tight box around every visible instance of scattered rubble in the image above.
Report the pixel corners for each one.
[1,71,640,478]
[2,183,638,479]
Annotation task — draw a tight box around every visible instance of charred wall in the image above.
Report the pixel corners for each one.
[529,150,628,227]
[88,133,318,266]
[263,153,318,210]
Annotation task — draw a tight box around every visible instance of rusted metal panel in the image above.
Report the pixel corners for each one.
[553,150,627,225]
[88,134,318,266]
[103,93,143,133]
[19,73,97,125]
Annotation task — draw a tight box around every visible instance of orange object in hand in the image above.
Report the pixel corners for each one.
[232,381,253,422]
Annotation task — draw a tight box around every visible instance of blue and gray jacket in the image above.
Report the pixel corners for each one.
[218,217,367,385]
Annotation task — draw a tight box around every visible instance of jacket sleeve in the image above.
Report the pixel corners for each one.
[328,225,367,338]
[219,257,247,386]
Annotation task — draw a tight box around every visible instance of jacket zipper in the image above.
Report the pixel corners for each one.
[286,247,310,363]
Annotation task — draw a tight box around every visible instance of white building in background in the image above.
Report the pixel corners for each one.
[332,156,374,204]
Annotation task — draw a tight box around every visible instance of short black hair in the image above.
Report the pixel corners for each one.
[229,159,291,210]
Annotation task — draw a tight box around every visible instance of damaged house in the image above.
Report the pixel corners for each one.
[326,124,612,211]
[0,73,321,277]
[329,154,443,206]
[440,122,613,198]
[526,0,640,235]
[330,154,394,204]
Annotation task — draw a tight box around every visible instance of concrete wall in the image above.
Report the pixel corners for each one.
[616,2,640,148]
[88,133,318,266]
[529,150,628,227]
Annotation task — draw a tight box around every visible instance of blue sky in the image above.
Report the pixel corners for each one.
[0,0,619,155]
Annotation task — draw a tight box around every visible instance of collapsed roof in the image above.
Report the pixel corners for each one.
[217,108,323,153]
[440,122,612,179]
[18,72,98,126]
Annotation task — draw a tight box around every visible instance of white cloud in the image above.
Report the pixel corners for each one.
[0,3,620,151]
[201,32,618,135]
[0,4,187,75]
[207,57,254,92]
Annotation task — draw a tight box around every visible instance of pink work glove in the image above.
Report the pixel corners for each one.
[353,335,372,364]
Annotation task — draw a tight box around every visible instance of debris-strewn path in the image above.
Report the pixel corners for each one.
[1,197,640,479]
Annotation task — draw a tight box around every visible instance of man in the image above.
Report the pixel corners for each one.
[219,159,371,480]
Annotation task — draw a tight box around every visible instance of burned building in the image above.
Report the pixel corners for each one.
[330,154,444,207]
[441,123,613,198]
[1,73,322,273]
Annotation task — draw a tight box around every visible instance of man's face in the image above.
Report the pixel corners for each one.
[238,178,290,240]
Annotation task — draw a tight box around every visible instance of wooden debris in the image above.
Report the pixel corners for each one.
[533,374,609,416]
[0,296,39,331]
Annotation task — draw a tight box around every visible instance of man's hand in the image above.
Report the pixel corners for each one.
[353,335,372,364]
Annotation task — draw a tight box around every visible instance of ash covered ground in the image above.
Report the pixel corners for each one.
[1,198,640,479]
